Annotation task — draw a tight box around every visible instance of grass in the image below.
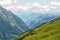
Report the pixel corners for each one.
[15,17,60,40]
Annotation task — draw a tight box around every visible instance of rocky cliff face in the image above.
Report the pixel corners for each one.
[0,6,29,40]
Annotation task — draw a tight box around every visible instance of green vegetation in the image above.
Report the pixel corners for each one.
[16,17,60,40]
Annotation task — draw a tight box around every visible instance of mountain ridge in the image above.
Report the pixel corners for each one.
[0,6,29,40]
[16,17,60,40]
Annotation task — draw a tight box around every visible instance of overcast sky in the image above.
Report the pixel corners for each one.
[0,0,60,23]
[0,0,60,13]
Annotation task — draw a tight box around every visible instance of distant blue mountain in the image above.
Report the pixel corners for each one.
[16,11,59,29]
[0,6,29,40]
[28,14,58,29]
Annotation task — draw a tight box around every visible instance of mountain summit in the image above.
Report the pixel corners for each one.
[0,6,29,40]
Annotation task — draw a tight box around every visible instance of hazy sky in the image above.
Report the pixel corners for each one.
[0,0,60,13]
[0,0,60,23]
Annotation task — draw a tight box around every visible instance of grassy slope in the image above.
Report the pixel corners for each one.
[16,17,60,40]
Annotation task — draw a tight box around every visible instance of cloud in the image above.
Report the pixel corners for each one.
[50,1,60,6]
[17,5,30,10]
[0,0,12,5]
[8,2,60,12]
[30,1,60,13]
[0,0,60,14]
[5,5,30,12]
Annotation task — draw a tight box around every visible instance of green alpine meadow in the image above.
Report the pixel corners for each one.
[16,17,60,40]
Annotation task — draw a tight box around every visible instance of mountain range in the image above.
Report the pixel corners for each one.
[0,6,29,40]
[16,17,60,40]
[28,14,58,29]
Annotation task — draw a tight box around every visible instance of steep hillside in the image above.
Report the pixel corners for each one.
[16,17,60,40]
[0,6,29,40]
